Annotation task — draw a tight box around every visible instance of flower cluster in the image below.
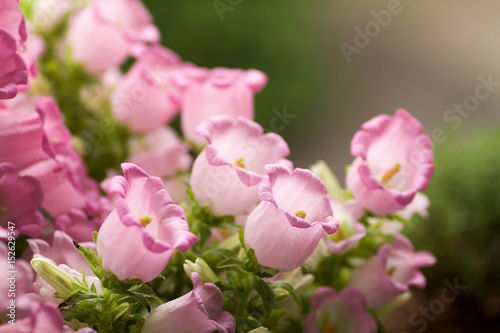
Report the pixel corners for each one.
[0,1,436,332]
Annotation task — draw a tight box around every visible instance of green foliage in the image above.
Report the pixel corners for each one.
[406,126,500,299]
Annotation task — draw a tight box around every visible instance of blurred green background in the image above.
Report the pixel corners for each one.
[143,1,500,331]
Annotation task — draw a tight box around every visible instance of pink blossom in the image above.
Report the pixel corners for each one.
[0,163,44,238]
[141,273,235,333]
[66,0,160,73]
[129,126,191,178]
[346,109,434,215]
[244,165,338,271]
[0,103,53,169]
[0,28,27,99]
[349,234,436,309]
[0,242,34,320]
[54,209,103,243]
[112,46,185,133]
[0,0,27,45]
[305,287,377,333]
[97,163,196,282]
[28,231,99,303]
[397,192,430,220]
[171,67,267,145]
[190,116,290,216]
[324,197,366,255]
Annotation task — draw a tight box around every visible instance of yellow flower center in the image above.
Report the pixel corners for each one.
[294,210,307,219]
[0,207,6,213]
[386,266,396,276]
[322,316,339,333]
[234,157,246,169]
[139,215,153,227]
[380,163,401,185]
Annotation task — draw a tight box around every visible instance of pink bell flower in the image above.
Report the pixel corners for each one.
[348,234,436,309]
[97,163,197,282]
[129,126,192,179]
[190,116,291,216]
[305,287,377,333]
[141,273,236,333]
[171,67,267,145]
[244,165,339,271]
[66,0,160,73]
[112,46,185,133]
[0,0,27,45]
[0,163,44,238]
[0,102,53,170]
[346,109,434,215]
[0,28,27,99]
[324,197,366,255]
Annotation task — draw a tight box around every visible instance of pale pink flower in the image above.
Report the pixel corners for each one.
[349,234,436,309]
[112,46,185,133]
[245,165,338,271]
[171,67,267,145]
[0,163,44,238]
[0,102,53,169]
[54,209,103,243]
[97,163,196,282]
[66,0,160,72]
[346,109,434,215]
[190,116,291,216]
[305,287,377,333]
[324,197,366,255]
[129,126,191,179]
[141,273,235,333]
[0,0,27,45]
[0,28,27,99]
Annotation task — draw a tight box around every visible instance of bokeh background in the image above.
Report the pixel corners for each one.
[144,1,500,332]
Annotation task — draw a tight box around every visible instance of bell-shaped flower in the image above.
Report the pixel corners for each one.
[0,102,53,169]
[305,287,377,333]
[348,234,436,309]
[324,197,366,255]
[129,126,191,179]
[0,0,27,45]
[171,67,267,145]
[112,46,185,133]
[0,163,44,238]
[66,0,160,73]
[0,28,27,99]
[190,116,291,217]
[54,209,103,243]
[97,163,197,282]
[346,109,434,215]
[141,273,235,333]
[244,165,338,271]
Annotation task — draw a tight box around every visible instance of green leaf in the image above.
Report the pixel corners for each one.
[253,278,275,319]
[268,282,303,310]
[217,258,245,269]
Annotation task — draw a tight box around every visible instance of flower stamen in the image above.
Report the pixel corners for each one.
[139,215,153,227]
[294,210,306,219]
[381,163,401,185]
[234,157,246,169]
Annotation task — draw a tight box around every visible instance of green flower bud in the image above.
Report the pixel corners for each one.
[31,258,79,299]
[183,258,219,284]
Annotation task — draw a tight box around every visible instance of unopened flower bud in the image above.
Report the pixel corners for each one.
[31,258,78,299]
[183,258,219,284]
